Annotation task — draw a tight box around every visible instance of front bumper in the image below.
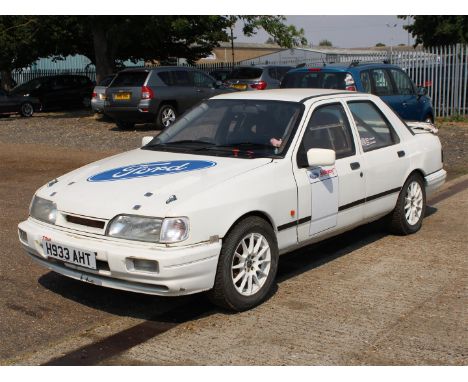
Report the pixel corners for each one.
[425,168,447,196]
[18,218,221,296]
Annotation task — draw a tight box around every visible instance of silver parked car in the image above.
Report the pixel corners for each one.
[91,75,115,114]
[225,65,293,91]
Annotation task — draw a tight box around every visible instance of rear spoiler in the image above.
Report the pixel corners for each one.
[406,121,438,135]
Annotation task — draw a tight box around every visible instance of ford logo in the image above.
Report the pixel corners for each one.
[87,160,217,182]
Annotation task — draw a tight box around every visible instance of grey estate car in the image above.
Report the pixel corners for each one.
[225,65,293,91]
[104,67,233,129]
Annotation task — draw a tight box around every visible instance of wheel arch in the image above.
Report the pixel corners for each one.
[223,210,276,239]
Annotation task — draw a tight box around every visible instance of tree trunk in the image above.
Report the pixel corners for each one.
[91,22,114,84]
[1,70,14,92]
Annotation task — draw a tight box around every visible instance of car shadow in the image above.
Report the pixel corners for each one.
[38,216,393,323]
[108,123,161,132]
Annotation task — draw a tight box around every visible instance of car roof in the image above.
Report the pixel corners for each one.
[211,88,355,103]
[288,63,401,73]
[119,66,201,73]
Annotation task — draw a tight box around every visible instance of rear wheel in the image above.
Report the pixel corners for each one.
[388,173,426,235]
[20,102,34,117]
[208,216,278,311]
[115,120,135,130]
[155,104,177,129]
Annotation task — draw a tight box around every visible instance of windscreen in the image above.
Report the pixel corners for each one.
[145,99,303,158]
[110,72,148,87]
[281,71,350,90]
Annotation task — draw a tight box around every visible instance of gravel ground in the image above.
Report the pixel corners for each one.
[1,110,467,179]
[0,110,467,365]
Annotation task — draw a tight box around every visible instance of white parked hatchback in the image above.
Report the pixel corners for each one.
[18,89,446,311]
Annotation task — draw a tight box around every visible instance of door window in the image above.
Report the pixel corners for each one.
[360,71,372,93]
[347,101,399,152]
[300,103,355,160]
[390,69,415,95]
[370,69,394,96]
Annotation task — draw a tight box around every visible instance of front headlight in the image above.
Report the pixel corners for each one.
[107,215,163,242]
[106,215,189,243]
[30,196,57,224]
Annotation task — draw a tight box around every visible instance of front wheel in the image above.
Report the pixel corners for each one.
[388,173,426,235]
[208,216,279,311]
[20,102,34,117]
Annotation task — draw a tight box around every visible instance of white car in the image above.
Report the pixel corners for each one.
[18,89,446,311]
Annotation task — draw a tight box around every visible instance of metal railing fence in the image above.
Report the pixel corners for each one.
[10,44,468,117]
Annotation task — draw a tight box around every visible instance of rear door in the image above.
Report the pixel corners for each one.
[157,69,199,113]
[106,71,149,108]
[345,99,410,219]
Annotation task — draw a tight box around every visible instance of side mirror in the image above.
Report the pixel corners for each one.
[417,87,427,97]
[141,136,153,147]
[306,148,336,167]
[214,80,223,88]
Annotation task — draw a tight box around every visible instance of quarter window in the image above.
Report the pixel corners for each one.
[390,69,415,95]
[191,71,214,88]
[370,69,394,96]
[301,103,356,160]
[347,101,399,152]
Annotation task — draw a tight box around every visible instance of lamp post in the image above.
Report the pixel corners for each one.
[386,23,397,63]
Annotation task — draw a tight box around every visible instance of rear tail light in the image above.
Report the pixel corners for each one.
[141,86,154,100]
[345,85,357,91]
[250,81,267,90]
[308,68,321,72]
[91,92,97,99]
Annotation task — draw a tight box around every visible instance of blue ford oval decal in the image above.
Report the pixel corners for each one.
[87,160,217,182]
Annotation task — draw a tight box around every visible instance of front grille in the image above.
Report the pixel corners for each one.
[65,214,105,229]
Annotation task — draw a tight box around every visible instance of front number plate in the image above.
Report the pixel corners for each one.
[42,240,97,270]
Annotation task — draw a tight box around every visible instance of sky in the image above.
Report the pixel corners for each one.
[233,15,415,48]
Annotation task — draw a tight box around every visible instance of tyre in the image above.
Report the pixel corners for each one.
[208,216,279,311]
[20,102,34,117]
[115,120,135,130]
[82,96,91,108]
[424,114,434,124]
[156,104,176,129]
[388,173,426,235]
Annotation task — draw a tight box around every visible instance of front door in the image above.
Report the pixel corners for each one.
[294,101,365,242]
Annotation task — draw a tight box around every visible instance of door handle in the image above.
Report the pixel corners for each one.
[402,102,408,107]
[196,89,202,92]
[350,162,360,170]
[398,150,405,158]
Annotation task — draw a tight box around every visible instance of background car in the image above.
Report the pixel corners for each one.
[209,68,232,84]
[281,62,434,122]
[225,65,293,91]
[10,75,94,111]
[91,74,115,115]
[0,88,41,118]
[104,67,235,130]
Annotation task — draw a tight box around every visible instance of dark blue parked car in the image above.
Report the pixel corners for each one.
[281,62,434,123]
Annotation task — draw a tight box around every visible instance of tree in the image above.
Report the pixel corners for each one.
[399,16,468,47]
[319,39,333,47]
[0,16,88,91]
[375,42,386,47]
[1,16,308,86]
